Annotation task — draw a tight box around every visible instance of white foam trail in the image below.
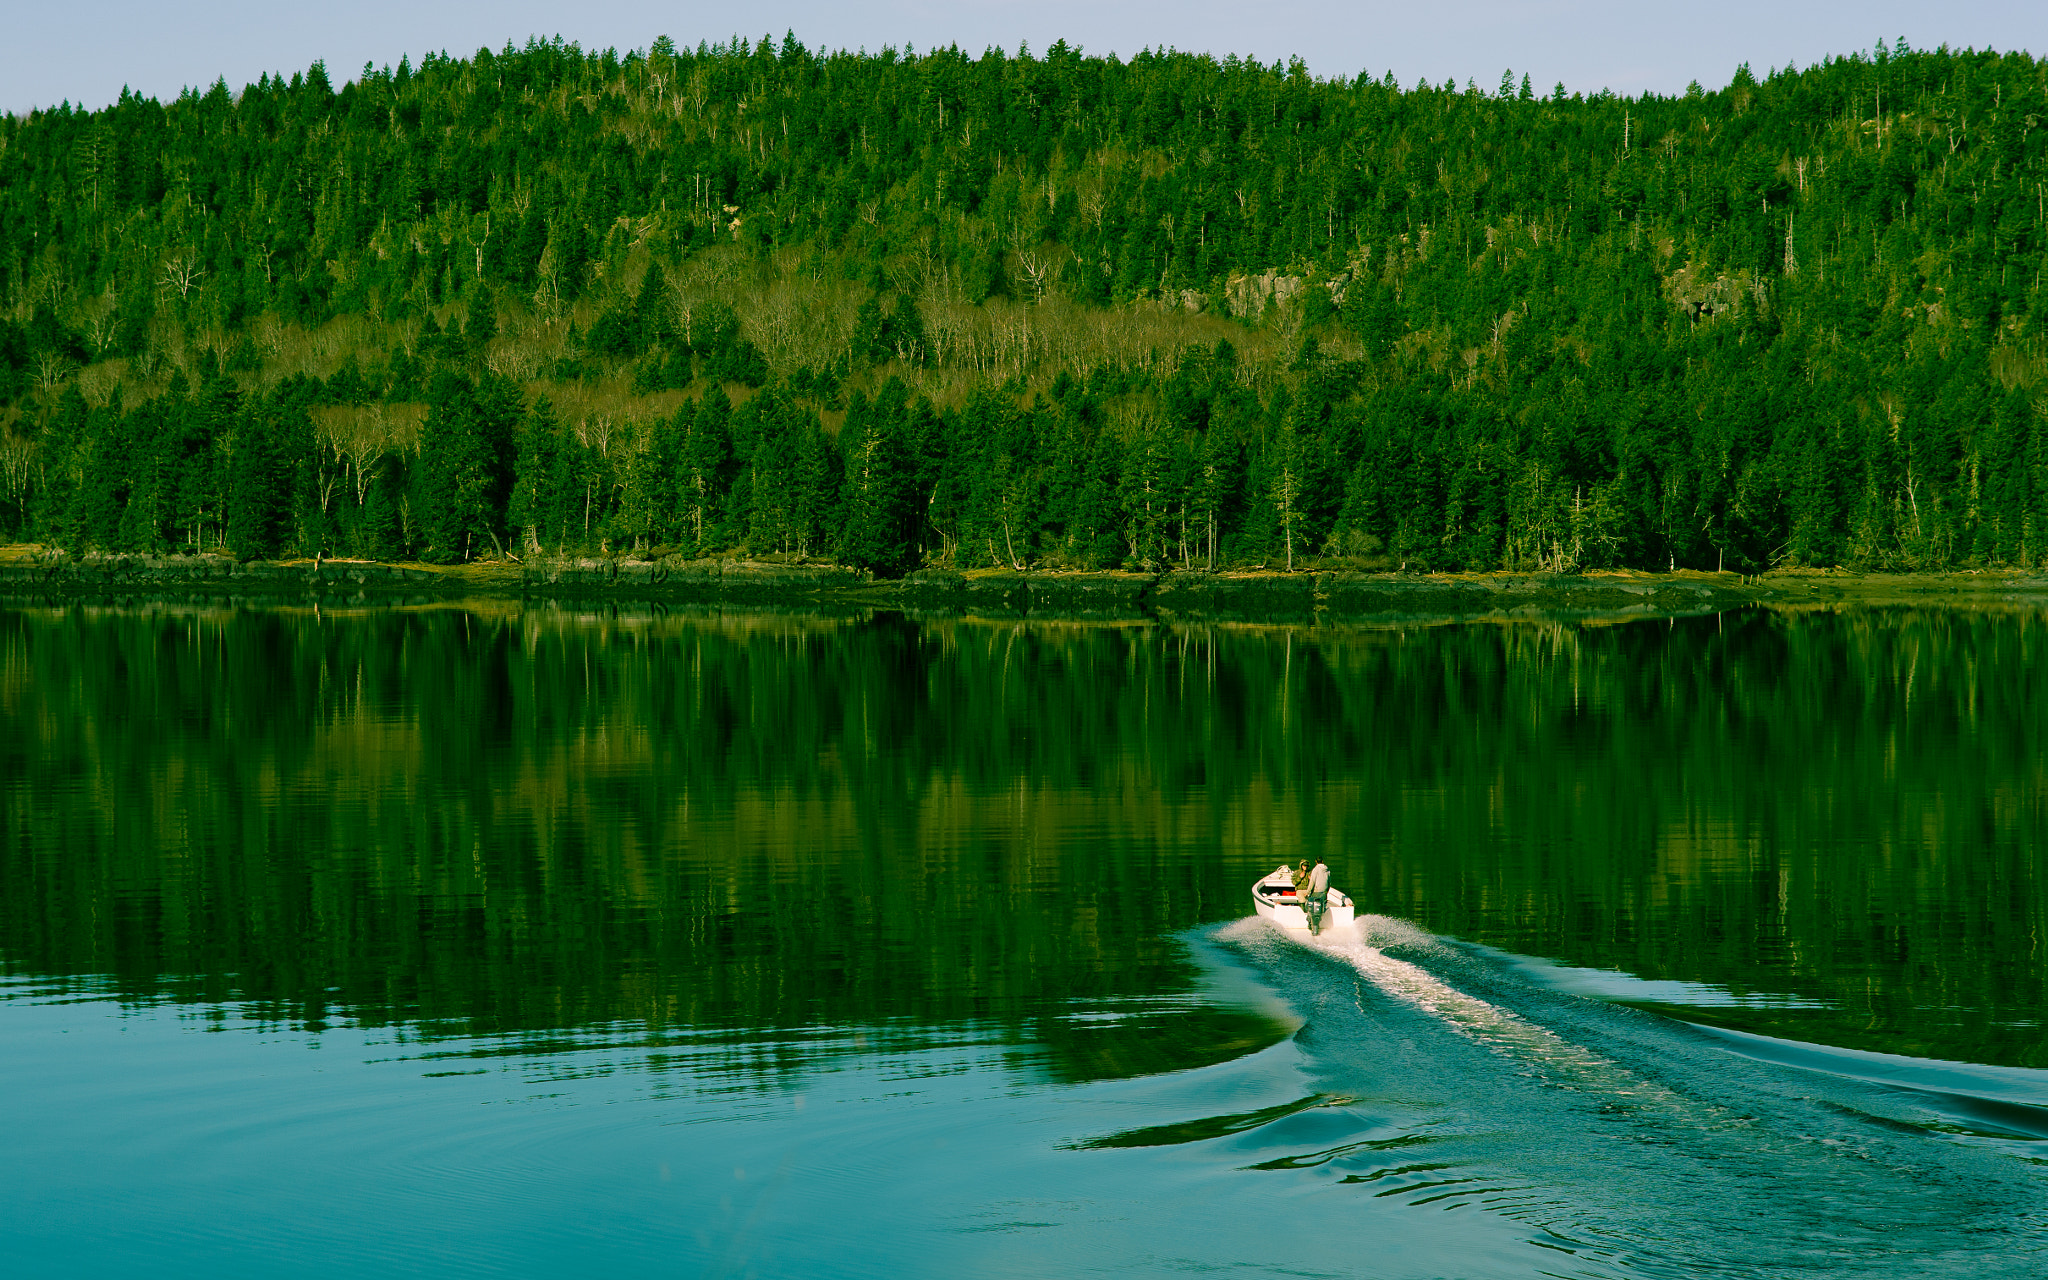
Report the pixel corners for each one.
[1279,916,1726,1124]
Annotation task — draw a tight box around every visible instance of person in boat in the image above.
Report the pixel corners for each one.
[1290,860,1311,894]
[1304,859,1331,934]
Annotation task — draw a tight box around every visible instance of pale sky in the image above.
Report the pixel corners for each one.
[6,1,2046,116]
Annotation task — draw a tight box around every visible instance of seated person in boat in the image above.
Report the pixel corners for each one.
[1304,859,1331,932]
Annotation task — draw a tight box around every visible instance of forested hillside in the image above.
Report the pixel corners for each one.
[1,34,2045,572]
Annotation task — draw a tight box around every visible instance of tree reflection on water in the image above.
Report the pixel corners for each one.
[1,602,2042,1073]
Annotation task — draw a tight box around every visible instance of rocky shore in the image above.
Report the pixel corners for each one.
[4,547,2047,622]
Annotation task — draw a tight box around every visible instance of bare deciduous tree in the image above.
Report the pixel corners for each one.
[158,255,206,300]
[81,289,119,352]
[1015,248,1060,303]
[0,432,35,515]
[34,352,75,393]
[312,405,402,508]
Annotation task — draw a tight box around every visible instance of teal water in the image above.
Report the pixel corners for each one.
[3,604,2046,1277]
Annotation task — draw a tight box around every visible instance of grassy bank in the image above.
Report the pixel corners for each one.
[7,544,2048,623]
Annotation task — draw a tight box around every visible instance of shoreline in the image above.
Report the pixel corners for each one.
[4,548,2048,622]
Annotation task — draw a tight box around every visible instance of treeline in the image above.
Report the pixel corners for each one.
[3,35,2048,571]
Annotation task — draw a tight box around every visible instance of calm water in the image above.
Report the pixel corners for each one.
[3,603,2047,1278]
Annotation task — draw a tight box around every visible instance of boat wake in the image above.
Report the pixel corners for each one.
[1186,914,2048,1279]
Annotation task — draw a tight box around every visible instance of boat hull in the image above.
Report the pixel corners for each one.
[1252,884,1355,936]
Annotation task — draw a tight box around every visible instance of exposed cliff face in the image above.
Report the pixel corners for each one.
[1223,271,1308,319]
[1662,260,1764,321]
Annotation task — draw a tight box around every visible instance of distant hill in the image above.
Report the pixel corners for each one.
[1,35,2044,573]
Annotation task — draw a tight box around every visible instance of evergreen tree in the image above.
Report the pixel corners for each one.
[676,390,732,552]
[792,414,843,559]
[463,284,498,362]
[510,397,571,553]
[224,396,297,559]
[418,372,520,560]
[837,387,916,574]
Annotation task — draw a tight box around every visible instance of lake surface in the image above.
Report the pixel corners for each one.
[4,602,2047,1278]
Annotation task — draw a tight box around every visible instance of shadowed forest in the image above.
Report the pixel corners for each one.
[3,35,2048,573]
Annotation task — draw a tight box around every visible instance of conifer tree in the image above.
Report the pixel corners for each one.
[837,387,915,574]
[224,396,297,559]
[677,390,732,552]
[419,372,520,561]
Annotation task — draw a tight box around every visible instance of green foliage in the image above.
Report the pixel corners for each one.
[676,388,733,550]
[418,372,520,560]
[838,383,918,573]
[4,37,2048,571]
[224,394,300,558]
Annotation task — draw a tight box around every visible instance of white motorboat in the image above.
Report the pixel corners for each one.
[1252,864,1355,936]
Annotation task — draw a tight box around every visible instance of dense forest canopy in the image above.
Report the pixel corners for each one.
[1,34,2045,573]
